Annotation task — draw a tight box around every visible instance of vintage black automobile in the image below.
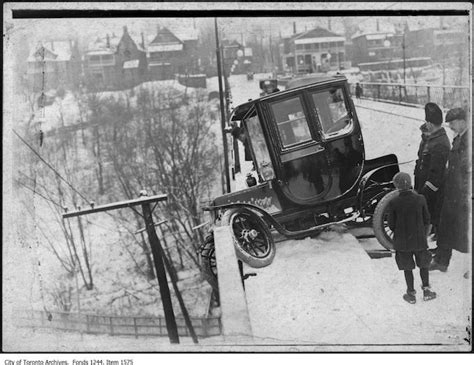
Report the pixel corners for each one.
[200,75,399,287]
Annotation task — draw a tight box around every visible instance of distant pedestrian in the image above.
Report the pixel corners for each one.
[355,83,363,101]
[413,103,450,236]
[387,172,436,304]
[430,108,470,273]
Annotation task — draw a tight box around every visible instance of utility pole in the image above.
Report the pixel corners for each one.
[214,18,231,194]
[62,194,199,345]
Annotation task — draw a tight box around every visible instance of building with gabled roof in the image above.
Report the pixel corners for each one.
[146,25,199,80]
[27,40,81,92]
[83,26,147,90]
[279,26,347,74]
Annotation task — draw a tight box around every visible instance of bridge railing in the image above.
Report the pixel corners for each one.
[350,82,469,110]
[14,309,222,338]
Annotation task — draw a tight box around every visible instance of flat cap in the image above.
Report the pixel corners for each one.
[445,108,466,123]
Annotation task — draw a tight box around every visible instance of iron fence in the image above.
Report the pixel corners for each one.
[14,309,222,338]
[350,82,469,110]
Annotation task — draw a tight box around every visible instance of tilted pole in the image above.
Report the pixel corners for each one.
[215,17,231,194]
[62,194,191,345]
[141,202,179,344]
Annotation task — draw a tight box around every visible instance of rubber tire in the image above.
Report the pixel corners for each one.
[200,234,219,293]
[222,208,276,268]
[373,190,399,250]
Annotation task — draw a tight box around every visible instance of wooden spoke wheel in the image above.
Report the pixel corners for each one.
[222,208,276,268]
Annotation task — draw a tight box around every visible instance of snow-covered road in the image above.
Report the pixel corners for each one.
[243,231,470,348]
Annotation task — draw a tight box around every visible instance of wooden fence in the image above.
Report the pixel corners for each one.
[14,310,222,338]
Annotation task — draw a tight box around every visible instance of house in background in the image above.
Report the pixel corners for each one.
[147,26,199,80]
[115,26,147,89]
[351,30,403,66]
[83,33,121,90]
[26,40,81,92]
[28,24,203,92]
[279,27,347,74]
[405,27,468,61]
[83,27,147,91]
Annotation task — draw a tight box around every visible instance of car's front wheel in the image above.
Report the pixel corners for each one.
[222,208,276,268]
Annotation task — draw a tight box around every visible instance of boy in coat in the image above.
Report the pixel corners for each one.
[387,172,436,304]
[430,108,470,272]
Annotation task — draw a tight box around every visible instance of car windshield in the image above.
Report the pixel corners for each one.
[311,87,351,137]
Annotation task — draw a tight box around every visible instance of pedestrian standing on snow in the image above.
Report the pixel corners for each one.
[413,103,450,237]
[355,83,363,101]
[429,108,470,273]
[387,172,436,304]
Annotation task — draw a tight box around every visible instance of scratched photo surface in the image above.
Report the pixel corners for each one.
[3,2,472,354]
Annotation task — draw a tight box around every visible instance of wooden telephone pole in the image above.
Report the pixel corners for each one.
[62,193,198,344]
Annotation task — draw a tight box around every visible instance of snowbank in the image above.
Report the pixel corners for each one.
[244,232,470,348]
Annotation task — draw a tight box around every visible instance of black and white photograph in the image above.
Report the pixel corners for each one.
[2,1,472,356]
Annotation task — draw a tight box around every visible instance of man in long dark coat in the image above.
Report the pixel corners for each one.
[414,103,450,233]
[430,108,470,272]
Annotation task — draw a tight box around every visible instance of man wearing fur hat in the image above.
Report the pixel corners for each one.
[430,108,470,273]
[413,103,451,236]
[387,172,436,303]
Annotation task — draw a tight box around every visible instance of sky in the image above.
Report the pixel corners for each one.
[6,15,467,53]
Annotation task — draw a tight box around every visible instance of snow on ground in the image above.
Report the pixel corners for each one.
[243,232,471,349]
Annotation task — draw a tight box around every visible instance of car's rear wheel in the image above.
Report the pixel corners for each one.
[222,208,276,268]
[373,190,398,250]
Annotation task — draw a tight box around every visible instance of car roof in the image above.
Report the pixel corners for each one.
[230,74,347,122]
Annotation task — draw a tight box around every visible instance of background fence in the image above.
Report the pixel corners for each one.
[14,310,222,338]
[349,82,469,111]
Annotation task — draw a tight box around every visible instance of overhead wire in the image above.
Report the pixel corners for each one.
[13,129,91,205]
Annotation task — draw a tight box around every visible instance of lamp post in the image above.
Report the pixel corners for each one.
[214,18,231,194]
[383,38,391,82]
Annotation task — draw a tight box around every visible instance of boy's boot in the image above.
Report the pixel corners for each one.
[422,286,437,301]
[403,290,416,304]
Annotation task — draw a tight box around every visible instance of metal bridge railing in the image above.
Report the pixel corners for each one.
[350,82,470,110]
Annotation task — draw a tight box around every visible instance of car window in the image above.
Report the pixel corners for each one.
[269,96,312,147]
[245,111,275,181]
[311,87,351,137]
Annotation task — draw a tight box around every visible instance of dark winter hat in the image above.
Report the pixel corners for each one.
[425,103,443,125]
[393,172,412,190]
[445,108,466,123]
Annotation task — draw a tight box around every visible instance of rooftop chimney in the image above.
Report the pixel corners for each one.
[123,26,128,34]
[376,19,380,32]
[106,34,110,48]
[141,32,145,48]
[293,22,296,34]
[328,18,331,31]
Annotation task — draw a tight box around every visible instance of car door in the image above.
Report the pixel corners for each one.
[264,92,332,205]
[306,84,365,197]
